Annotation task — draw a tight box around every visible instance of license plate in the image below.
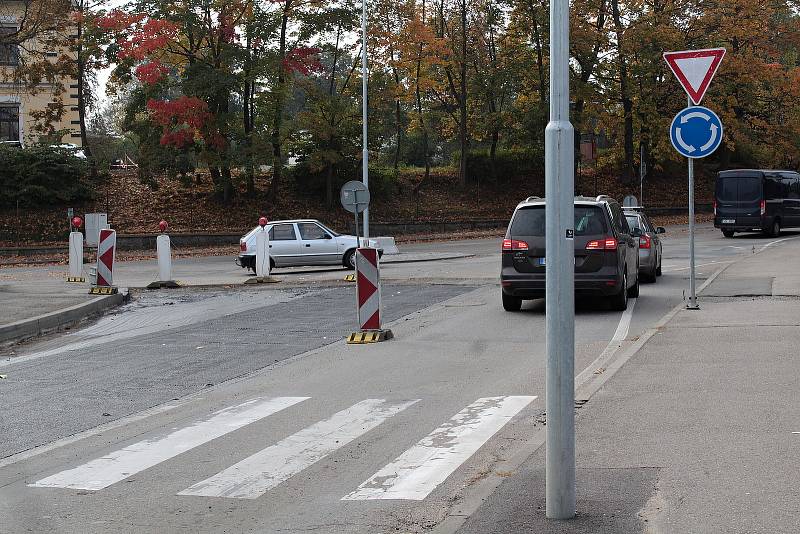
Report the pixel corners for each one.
[722,219,735,224]
[538,257,575,266]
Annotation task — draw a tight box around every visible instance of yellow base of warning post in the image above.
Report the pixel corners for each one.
[89,286,118,295]
[66,277,85,283]
[343,274,356,282]
[346,329,394,344]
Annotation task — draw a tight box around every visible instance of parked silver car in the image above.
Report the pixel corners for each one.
[236,219,379,272]
[624,208,665,283]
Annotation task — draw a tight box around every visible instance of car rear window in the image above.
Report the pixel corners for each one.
[717,176,761,202]
[510,206,607,237]
[625,215,641,230]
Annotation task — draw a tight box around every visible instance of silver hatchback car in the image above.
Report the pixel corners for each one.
[624,208,665,283]
[237,219,379,272]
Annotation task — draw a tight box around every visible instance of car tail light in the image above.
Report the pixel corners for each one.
[639,234,652,249]
[502,239,529,251]
[240,241,247,252]
[760,199,766,216]
[713,200,717,216]
[586,237,618,250]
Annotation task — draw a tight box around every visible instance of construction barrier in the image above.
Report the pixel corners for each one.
[94,228,117,294]
[347,247,392,344]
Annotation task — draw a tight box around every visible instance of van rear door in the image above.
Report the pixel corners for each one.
[716,171,763,227]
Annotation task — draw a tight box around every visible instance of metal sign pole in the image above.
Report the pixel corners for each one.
[687,96,698,309]
[545,0,576,519]
[361,0,370,241]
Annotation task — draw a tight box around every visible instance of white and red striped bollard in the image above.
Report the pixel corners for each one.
[92,228,118,294]
[349,247,393,343]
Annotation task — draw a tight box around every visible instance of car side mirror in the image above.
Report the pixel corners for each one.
[324,234,333,239]
[656,227,666,234]
[632,228,642,237]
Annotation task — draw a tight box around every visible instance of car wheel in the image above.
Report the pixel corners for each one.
[771,219,781,237]
[270,258,276,271]
[502,291,523,312]
[628,269,640,297]
[722,230,734,238]
[656,256,662,277]
[343,249,356,269]
[611,272,628,311]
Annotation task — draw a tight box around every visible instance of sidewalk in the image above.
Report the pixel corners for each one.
[456,237,800,533]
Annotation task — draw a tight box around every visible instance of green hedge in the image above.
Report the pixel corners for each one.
[0,145,93,208]
[461,148,545,184]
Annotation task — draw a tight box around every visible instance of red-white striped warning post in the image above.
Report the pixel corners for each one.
[96,229,116,287]
[356,248,381,330]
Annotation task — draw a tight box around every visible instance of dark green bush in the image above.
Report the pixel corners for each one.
[461,147,545,185]
[0,145,93,208]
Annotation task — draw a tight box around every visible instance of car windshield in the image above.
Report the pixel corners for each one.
[510,205,607,236]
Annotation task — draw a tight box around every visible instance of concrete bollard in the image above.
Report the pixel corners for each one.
[245,216,279,284]
[255,226,270,277]
[67,216,85,283]
[147,220,180,289]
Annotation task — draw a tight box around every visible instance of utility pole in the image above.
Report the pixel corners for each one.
[544,0,576,520]
[361,0,370,240]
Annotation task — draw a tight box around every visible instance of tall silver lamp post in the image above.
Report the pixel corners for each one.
[545,0,576,520]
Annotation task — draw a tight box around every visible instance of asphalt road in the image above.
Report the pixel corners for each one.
[0,224,791,533]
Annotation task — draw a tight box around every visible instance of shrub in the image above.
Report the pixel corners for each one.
[460,147,545,185]
[0,145,93,208]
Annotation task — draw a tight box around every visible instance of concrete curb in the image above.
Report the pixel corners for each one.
[0,292,127,346]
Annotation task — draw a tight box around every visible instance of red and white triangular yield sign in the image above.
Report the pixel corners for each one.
[663,48,726,104]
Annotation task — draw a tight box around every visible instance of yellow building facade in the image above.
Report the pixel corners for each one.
[0,1,81,147]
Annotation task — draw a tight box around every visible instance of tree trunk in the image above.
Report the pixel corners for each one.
[243,27,255,196]
[612,0,635,184]
[458,0,468,186]
[413,0,430,194]
[325,163,334,209]
[76,1,91,160]
[268,1,291,202]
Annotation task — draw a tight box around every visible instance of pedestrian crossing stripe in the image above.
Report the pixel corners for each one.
[178,399,418,499]
[30,397,309,491]
[342,396,536,500]
[29,395,534,500]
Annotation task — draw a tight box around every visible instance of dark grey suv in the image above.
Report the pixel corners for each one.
[500,195,640,311]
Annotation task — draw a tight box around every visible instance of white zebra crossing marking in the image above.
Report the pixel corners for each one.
[178,398,418,499]
[342,395,536,501]
[30,397,309,491]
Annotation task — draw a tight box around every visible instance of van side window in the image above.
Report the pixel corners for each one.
[764,177,784,199]
[780,173,800,199]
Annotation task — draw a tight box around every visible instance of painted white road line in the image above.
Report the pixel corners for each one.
[30,396,309,491]
[178,398,419,499]
[663,260,730,272]
[342,395,536,501]
[611,297,636,342]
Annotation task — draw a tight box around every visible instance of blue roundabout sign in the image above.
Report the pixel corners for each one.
[669,106,723,159]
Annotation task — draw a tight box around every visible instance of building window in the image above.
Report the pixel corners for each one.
[0,27,20,66]
[0,104,20,142]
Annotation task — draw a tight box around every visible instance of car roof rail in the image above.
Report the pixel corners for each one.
[525,195,541,202]
[595,194,612,202]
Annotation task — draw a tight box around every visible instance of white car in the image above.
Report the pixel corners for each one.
[236,219,380,271]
